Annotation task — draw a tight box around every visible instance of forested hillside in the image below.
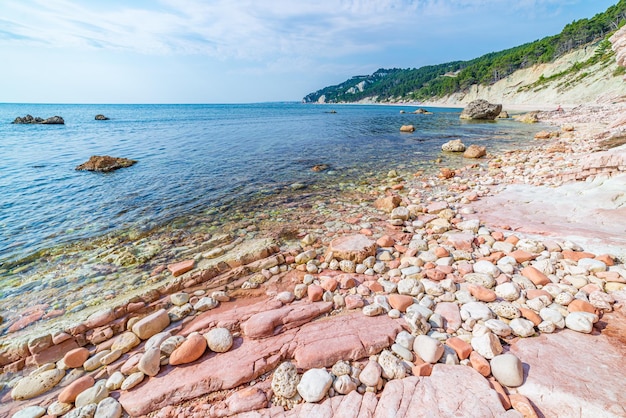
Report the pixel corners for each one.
[303,0,626,104]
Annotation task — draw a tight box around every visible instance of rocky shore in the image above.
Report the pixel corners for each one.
[1,103,626,418]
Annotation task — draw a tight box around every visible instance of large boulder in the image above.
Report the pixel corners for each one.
[76,155,137,172]
[460,100,502,120]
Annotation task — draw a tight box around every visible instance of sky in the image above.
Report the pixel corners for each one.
[0,0,619,104]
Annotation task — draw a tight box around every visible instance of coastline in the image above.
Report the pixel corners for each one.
[1,102,626,417]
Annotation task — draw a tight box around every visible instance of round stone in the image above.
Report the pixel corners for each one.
[95,396,123,418]
[333,375,357,395]
[106,372,125,391]
[491,302,521,319]
[111,331,141,353]
[169,333,207,365]
[331,360,352,377]
[565,311,597,333]
[58,375,95,403]
[494,282,520,301]
[539,307,565,329]
[205,327,233,353]
[473,260,500,277]
[63,347,90,369]
[297,368,332,403]
[272,362,300,399]
[170,292,190,306]
[509,318,536,337]
[490,353,524,387]
[194,297,219,312]
[395,330,415,351]
[413,335,444,364]
[47,401,73,416]
[358,360,382,387]
[484,319,512,337]
[461,302,494,321]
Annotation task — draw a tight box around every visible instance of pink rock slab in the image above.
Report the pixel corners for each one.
[118,313,401,416]
[509,306,626,418]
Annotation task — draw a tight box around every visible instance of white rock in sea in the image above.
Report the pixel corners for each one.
[297,368,332,403]
[413,335,444,364]
[490,353,524,387]
[565,311,598,333]
[442,139,466,152]
[205,327,233,352]
[272,362,300,399]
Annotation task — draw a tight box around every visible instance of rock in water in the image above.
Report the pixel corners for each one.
[95,114,110,120]
[76,155,137,172]
[460,100,502,120]
[441,139,466,152]
[463,144,487,158]
[12,114,65,124]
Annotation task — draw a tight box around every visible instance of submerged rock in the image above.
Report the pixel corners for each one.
[76,155,137,172]
[95,114,110,120]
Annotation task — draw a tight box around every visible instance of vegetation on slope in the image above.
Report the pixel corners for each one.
[303,0,626,103]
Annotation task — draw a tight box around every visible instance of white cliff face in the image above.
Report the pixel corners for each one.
[610,25,626,70]
[427,41,626,108]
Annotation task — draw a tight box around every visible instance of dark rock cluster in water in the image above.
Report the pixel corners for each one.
[12,115,65,124]
[95,114,110,120]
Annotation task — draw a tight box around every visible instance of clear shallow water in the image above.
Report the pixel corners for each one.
[0,103,538,266]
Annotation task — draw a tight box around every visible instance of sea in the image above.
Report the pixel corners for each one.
[0,102,541,269]
[0,102,548,332]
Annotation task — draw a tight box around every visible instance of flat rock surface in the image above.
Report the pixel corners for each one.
[472,174,626,259]
[509,304,626,418]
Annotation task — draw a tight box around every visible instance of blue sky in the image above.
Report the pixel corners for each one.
[1,0,618,103]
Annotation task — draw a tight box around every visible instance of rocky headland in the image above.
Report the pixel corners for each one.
[1,100,625,418]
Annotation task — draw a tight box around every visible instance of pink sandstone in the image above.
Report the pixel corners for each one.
[325,234,377,263]
[167,259,195,277]
[241,302,333,339]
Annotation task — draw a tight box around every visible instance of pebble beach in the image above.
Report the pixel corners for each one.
[1,103,626,418]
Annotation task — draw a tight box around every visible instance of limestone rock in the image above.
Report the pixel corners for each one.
[95,397,122,418]
[490,353,524,387]
[442,139,466,152]
[400,124,415,132]
[271,361,300,399]
[463,144,487,158]
[413,335,444,363]
[460,99,502,120]
[11,368,65,400]
[132,309,170,340]
[325,234,377,263]
[205,327,233,352]
[297,368,332,403]
[75,380,109,408]
[11,405,46,418]
[76,155,136,172]
[138,346,161,377]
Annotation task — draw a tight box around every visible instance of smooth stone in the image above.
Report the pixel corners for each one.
[397,278,424,296]
[297,368,332,403]
[47,401,73,416]
[75,380,109,408]
[413,335,444,363]
[11,405,46,418]
[565,311,598,333]
[491,302,521,319]
[194,297,219,311]
[490,353,524,387]
[169,333,207,365]
[473,260,500,277]
[484,319,512,337]
[111,331,141,353]
[160,335,185,356]
[395,330,415,351]
[272,361,300,399]
[63,347,90,369]
[391,343,414,362]
[121,372,145,391]
[106,371,125,390]
[510,318,536,337]
[205,327,233,352]
[461,302,494,321]
[94,397,123,418]
[495,282,520,301]
[333,374,357,395]
[132,309,171,340]
[470,333,503,359]
[63,404,97,418]
[170,292,190,306]
[363,304,384,317]
[539,307,565,329]
[144,331,172,351]
[359,360,382,387]
[11,368,65,400]
[138,346,161,377]
[58,375,95,403]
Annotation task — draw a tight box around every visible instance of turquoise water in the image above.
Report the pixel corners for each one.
[0,103,537,266]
